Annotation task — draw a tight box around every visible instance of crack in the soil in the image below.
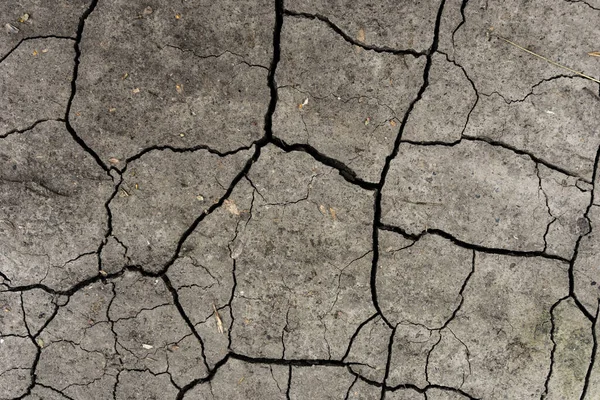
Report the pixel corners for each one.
[436,51,480,137]
[264,0,284,143]
[0,35,76,64]
[11,292,68,399]
[161,44,270,71]
[97,170,122,275]
[379,223,570,264]
[568,144,600,323]
[173,350,377,399]
[379,325,397,399]
[270,136,379,190]
[340,313,379,362]
[434,54,596,184]
[36,382,76,400]
[435,251,476,330]
[401,134,592,184]
[225,189,255,351]
[161,274,210,372]
[580,300,600,399]
[388,384,480,400]
[451,0,470,48]
[480,74,580,105]
[153,148,260,277]
[565,0,600,11]
[343,374,359,400]
[286,364,292,400]
[123,144,254,169]
[64,0,108,173]
[536,164,556,253]
[0,118,66,139]
[540,295,570,400]
[283,9,426,57]
[348,361,480,400]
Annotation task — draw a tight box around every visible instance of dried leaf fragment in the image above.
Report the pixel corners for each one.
[390,120,397,127]
[143,6,153,15]
[356,28,365,43]
[298,97,309,110]
[329,207,337,220]
[176,84,183,93]
[132,87,140,94]
[355,28,365,53]
[588,51,600,57]
[213,303,224,334]
[175,13,182,19]
[18,13,29,23]
[32,49,38,56]
[224,199,240,215]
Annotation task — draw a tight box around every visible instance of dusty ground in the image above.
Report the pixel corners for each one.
[1,0,600,399]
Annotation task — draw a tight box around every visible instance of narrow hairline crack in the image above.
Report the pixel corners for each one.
[540,295,570,400]
[0,35,76,64]
[401,134,592,184]
[0,118,66,139]
[564,0,600,11]
[580,300,600,399]
[161,43,269,71]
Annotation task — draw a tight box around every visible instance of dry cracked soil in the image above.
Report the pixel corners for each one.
[1,0,600,399]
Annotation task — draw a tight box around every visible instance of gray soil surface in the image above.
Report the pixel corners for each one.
[1,0,600,399]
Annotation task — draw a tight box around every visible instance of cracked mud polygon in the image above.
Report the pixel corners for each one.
[1,0,600,399]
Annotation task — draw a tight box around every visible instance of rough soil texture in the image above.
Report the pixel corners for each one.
[1,0,600,399]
